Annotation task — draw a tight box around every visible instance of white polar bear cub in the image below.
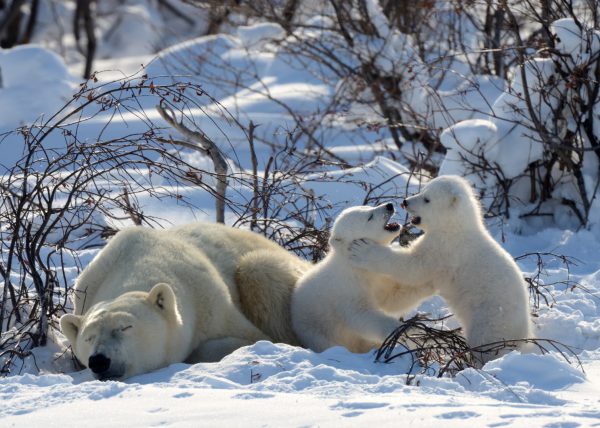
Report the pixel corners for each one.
[292,203,434,353]
[349,176,533,364]
[60,222,308,380]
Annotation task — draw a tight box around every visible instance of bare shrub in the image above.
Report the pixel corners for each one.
[440,1,600,227]
[376,313,582,380]
[0,69,350,373]
[0,74,233,374]
[516,251,582,312]
[375,314,473,378]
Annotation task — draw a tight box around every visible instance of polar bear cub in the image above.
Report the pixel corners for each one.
[349,176,533,364]
[292,203,434,353]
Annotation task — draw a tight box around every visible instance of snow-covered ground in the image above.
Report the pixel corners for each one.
[1,1,600,426]
[2,218,599,426]
[2,344,600,427]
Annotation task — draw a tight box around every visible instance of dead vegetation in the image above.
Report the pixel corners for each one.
[376,313,582,382]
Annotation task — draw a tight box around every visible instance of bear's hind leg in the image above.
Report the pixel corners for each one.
[345,309,400,345]
[299,330,335,353]
[236,250,309,346]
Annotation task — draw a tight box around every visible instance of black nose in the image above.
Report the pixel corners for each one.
[401,199,408,208]
[88,353,111,374]
[385,203,394,212]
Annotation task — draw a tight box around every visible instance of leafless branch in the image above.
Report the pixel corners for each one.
[156,103,228,223]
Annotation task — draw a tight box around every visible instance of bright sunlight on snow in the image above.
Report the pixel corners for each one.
[1,1,600,426]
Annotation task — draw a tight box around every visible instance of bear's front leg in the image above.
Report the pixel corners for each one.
[348,239,427,285]
[347,238,392,268]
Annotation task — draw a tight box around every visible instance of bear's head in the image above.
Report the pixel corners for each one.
[60,283,182,381]
[329,203,401,250]
[401,175,482,231]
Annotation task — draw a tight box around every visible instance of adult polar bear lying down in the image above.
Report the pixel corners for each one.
[60,222,309,380]
[292,203,434,353]
[349,176,533,364]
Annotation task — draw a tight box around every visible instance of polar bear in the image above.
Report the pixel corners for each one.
[60,222,309,380]
[291,203,435,353]
[349,176,533,364]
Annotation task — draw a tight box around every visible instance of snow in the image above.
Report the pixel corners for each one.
[440,57,559,182]
[552,18,600,63]
[1,344,599,426]
[237,23,286,48]
[0,45,75,127]
[439,119,499,180]
[437,17,600,228]
[1,3,600,426]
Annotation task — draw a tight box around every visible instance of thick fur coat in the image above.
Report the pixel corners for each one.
[60,222,309,380]
[349,176,533,364]
[292,204,434,353]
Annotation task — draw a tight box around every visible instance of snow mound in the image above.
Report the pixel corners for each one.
[439,119,498,181]
[201,341,411,394]
[0,45,75,128]
[0,45,70,86]
[551,18,600,63]
[437,16,600,229]
[1,340,591,422]
[301,156,423,211]
[237,23,286,48]
[482,352,585,390]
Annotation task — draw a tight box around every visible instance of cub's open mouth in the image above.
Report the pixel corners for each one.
[384,222,401,232]
[411,216,421,225]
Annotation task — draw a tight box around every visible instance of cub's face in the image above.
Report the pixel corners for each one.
[402,176,470,231]
[60,283,177,381]
[330,203,401,248]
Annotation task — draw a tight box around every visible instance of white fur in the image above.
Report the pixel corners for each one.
[349,176,533,364]
[291,204,434,353]
[60,222,309,380]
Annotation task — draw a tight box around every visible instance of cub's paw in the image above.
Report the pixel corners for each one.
[348,238,380,266]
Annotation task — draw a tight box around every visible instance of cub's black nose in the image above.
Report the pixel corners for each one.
[385,203,394,212]
[401,199,408,208]
[88,353,111,374]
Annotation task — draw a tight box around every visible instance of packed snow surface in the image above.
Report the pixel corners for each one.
[0,45,75,127]
[1,344,599,426]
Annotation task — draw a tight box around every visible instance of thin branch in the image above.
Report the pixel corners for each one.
[156,103,228,223]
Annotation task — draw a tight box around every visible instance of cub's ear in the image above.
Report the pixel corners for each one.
[147,283,182,323]
[449,189,462,207]
[60,314,82,345]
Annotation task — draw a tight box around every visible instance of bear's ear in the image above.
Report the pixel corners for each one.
[449,189,461,208]
[60,314,82,345]
[147,283,182,323]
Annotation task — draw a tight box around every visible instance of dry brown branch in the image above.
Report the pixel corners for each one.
[156,103,228,223]
[375,313,473,378]
[0,76,225,374]
[0,0,24,48]
[74,0,97,79]
[377,313,583,378]
[247,121,260,231]
[121,188,143,226]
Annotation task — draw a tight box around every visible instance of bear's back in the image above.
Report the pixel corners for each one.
[74,226,223,315]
